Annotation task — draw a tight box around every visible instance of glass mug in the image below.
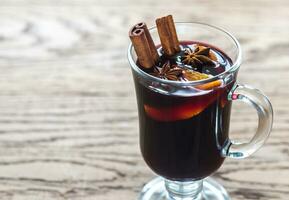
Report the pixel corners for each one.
[128,22,273,200]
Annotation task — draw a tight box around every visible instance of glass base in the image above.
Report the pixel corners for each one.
[138,177,231,200]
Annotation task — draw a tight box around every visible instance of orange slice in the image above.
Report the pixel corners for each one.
[144,94,217,122]
[144,103,204,122]
[196,80,222,90]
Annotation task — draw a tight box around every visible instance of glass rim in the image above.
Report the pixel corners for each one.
[127,22,242,86]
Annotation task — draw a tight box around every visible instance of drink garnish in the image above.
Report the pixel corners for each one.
[150,61,183,81]
[129,22,159,69]
[129,14,227,93]
[183,70,209,81]
[181,45,216,67]
[144,93,217,122]
[156,15,180,56]
[183,70,222,89]
[196,80,222,90]
[132,22,160,64]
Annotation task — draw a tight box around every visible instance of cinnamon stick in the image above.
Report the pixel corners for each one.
[156,15,180,56]
[134,22,159,64]
[166,15,180,53]
[129,28,154,69]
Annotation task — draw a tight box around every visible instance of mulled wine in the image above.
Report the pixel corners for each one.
[133,41,234,180]
[129,15,273,200]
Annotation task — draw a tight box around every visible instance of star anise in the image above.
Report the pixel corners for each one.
[181,46,216,67]
[150,62,183,81]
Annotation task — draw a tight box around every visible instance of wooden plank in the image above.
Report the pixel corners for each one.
[0,0,288,199]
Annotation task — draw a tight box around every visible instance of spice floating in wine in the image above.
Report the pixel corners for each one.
[156,15,180,56]
[129,22,159,68]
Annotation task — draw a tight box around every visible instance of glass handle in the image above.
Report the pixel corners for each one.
[222,83,273,158]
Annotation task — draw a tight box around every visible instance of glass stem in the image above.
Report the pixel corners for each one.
[164,178,203,200]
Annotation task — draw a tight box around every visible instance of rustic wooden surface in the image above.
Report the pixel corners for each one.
[0,0,288,199]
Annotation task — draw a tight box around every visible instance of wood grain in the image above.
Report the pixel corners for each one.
[0,0,288,199]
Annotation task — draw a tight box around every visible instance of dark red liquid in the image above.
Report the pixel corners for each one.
[133,41,235,181]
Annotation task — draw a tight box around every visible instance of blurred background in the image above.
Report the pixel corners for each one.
[0,0,288,199]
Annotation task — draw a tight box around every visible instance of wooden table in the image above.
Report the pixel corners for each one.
[0,0,288,199]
